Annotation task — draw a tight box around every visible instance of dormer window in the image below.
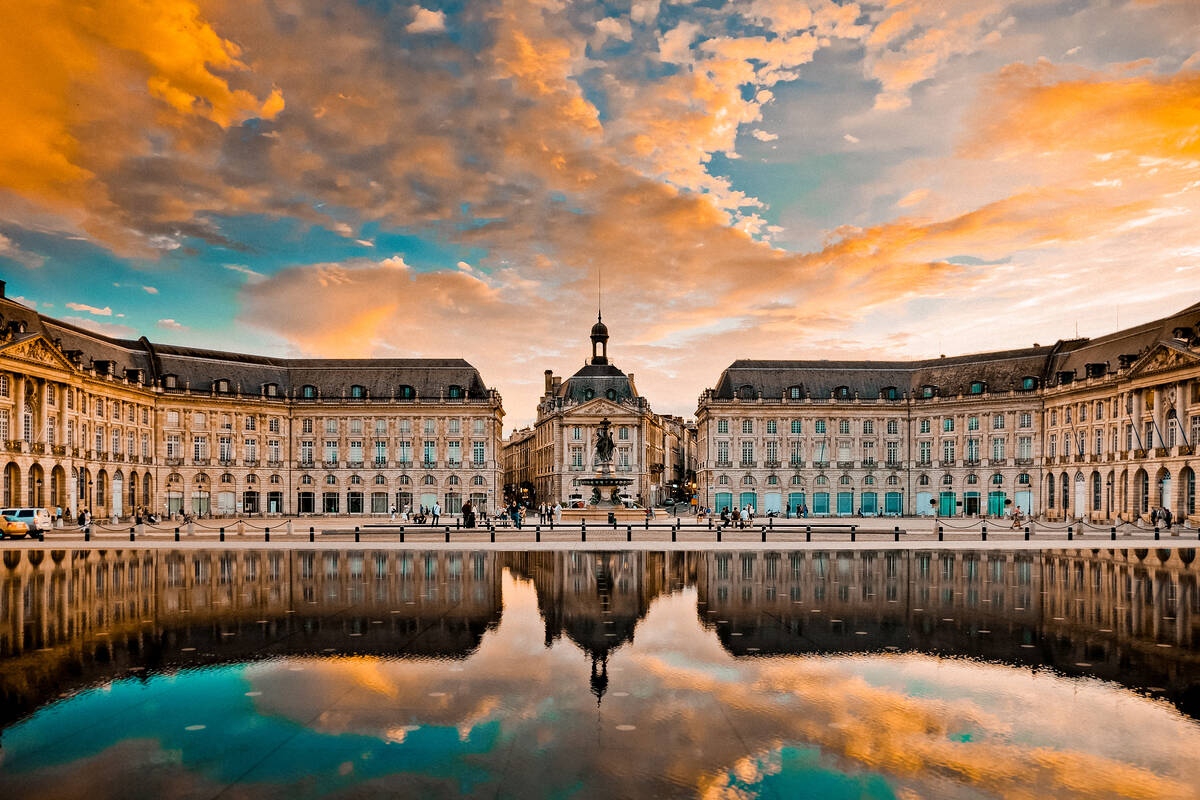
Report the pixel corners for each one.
[350,384,366,399]
[301,385,317,399]
[1084,363,1106,379]
[736,384,755,400]
[448,385,463,399]
[920,385,937,399]
[833,386,850,400]
[1055,370,1075,386]
[214,379,230,393]
[263,383,279,397]
[398,385,415,399]
[583,388,595,400]
[1020,376,1038,391]
[787,385,802,400]
[606,388,617,401]
[881,386,899,401]
[969,381,986,395]
[163,374,178,389]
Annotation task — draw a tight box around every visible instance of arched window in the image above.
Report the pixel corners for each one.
[423,475,436,485]
[787,385,803,399]
[350,384,366,399]
[584,388,595,400]
[737,384,755,399]
[942,474,954,486]
[1047,475,1055,507]
[1018,473,1030,485]
[246,474,257,484]
[767,475,778,485]
[263,382,279,397]
[815,475,828,486]
[270,474,282,484]
[1092,472,1102,510]
[301,474,314,485]
[833,386,851,400]
[863,475,875,485]
[718,475,730,485]
[921,385,937,399]
[448,475,460,485]
[398,475,411,485]
[374,474,387,485]
[791,475,805,485]
[349,474,362,484]
[398,385,415,399]
[966,473,978,485]
[325,474,337,485]
[838,475,852,485]
[214,379,231,393]
[1061,472,1070,508]
[301,385,317,399]
[472,475,486,486]
[991,473,1004,485]
[918,474,930,486]
[742,475,755,485]
[220,472,234,484]
[886,475,899,486]
[606,388,617,401]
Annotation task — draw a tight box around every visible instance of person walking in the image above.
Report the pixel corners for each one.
[389,504,397,522]
[553,501,562,524]
[1150,507,1159,527]
[1164,507,1173,530]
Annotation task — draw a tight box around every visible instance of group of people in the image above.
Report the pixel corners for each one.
[388,502,442,525]
[534,502,563,525]
[1149,506,1176,529]
[719,505,757,528]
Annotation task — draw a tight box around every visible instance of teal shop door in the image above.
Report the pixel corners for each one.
[836,492,853,515]
[939,492,956,516]
[814,492,830,514]
[988,491,1005,516]
[1015,490,1032,517]
[885,492,902,515]
[916,491,933,515]
[764,492,782,514]
[715,492,732,514]
[861,492,878,514]
[787,492,805,515]
[739,492,758,512]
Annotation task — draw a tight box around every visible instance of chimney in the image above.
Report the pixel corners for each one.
[0,279,5,298]
[544,369,553,395]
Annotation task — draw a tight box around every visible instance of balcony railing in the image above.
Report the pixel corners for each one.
[1016,457,1033,466]
[884,461,902,470]
[764,460,781,469]
[789,458,804,468]
[267,460,283,468]
[30,443,45,455]
[964,458,980,467]
[5,440,24,453]
[51,444,66,456]
[422,461,436,469]
[813,461,830,469]
[165,457,183,467]
[1155,447,1168,458]
[218,458,234,467]
[348,460,364,469]
[1181,445,1196,456]
[715,460,733,468]
[1133,449,1147,459]
[299,460,315,469]
[244,458,259,467]
[193,458,210,466]
[323,460,339,468]
[739,460,756,468]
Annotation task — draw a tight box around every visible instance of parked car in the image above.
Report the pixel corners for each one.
[0,515,30,539]
[0,508,52,532]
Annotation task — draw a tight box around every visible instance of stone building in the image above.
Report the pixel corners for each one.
[0,283,504,519]
[503,316,695,508]
[697,301,1200,524]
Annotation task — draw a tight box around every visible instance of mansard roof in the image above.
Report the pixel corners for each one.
[557,362,638,403]
[0,296,494,399]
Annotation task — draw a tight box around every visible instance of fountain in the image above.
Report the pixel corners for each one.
[562,417,643,522]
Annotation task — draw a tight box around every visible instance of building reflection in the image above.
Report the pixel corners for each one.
[0,546,1197,726]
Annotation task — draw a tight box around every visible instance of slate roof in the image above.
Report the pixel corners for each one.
[711,300,1200,398]
[0,296,494,399]
[557,363,638,402]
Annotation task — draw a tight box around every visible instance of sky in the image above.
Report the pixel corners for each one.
[0,0,1198,429]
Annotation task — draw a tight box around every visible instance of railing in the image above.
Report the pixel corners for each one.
[764,460,781,469]
[244,458,258,467]
[218,458,234,467]
[267,460,283,468]
[51,445,66,456]
[740,460,756,468]
[5,439,24,453]
[1182,445,1196,456]
[299,460,315,469]
[422,461,436,469]
[193,458,211,466]
[165,457,183,467]
[964,458,980,467]
[1155,447,1168,458]
[348,461,364,469]
[30,443,45,455]
[789,459,805,468]
[1016,458,1033,466]
[1134,449,1147,459]
[885,461,902,470]
[323,460,339,468]
[813,461,830,469]
[837,461,854,469]
[715,461,733,468]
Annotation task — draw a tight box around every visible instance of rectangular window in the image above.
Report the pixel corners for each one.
[572,425,582,440]
[993,414,1005,430]
[423,440,436,464]
[919,441,931,464]
[126,431,134,454]
[166,434,181,458]
[1145,421,1155,449]
[815,420,826,434]
[791,440,803,464]
[991,437,1006,461]
[112,429,121,454]
[886,440,899,463]
[219,436,232,461]
[168,410,180,427]
[942,439,955,463]
[862,420,874,435]
[141,433,149,458]
[374,441,387,464]
[472,440,485,464]
[245,416,257,432]
[718,419,729,434]
[966,437,979,462]
[619,426,630,440]
[886,419,898,435]
[46,417,56,446]
[766,440,778,462]
[1051,410,1057,426]
[95,427,103,452]
[1125,424,1133,451]
[324,440,338,463]
[943,418,954,432]
[861,441,875,464]
[1094,429,1103,455]
[838,419,850,434]
[375,419,387,435]
[302,418,313,434]
[246,438,258,462]
[571,446,583,467]
[742,420,753,434]
[1018,436,1032,460]
[1192,415,1200,448]
[398,419,412,434]
[618,447,630,467]
[741,441,754,464]
[219,414,230,429]
[326,418,338,434]
[791,419,802,434]
[837,439,851,462]
[46,386,55,407]
[350,418,363,435]
[349,440,363,463]
[268,439,281,461]
[919,419,930,434]
[448,441,461,465]
[397,441,412,463]
[1095,402,1104,421]
[300,440,313,463]
[1048,434,1057,458]
[814,441,829,463]
[67,419,74,446]
[424,419,436,435]
[1019,412,1032,429]
[269,417,280,433]
[717,441,730,463]
[473,419,485,435]
[766,420,777,434]
[193,435,208,461]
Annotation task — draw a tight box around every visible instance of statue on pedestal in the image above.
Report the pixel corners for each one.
[594,417,615,466]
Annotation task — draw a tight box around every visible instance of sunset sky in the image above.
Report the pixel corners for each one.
[1,0,1198,427]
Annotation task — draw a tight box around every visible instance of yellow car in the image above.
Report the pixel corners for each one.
[1,515,30,539]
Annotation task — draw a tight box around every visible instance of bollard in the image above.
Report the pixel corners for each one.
[851,525,857,534]
[761,526,766,543]
[769,517,774,529]
[582,527,586,543]
[490,528,495,543]
[355,530,361,543]
[672,527,677,543]
[536,527,541,543]
[1067,526,1073,541]
[220,528,226,542]
[645,518,649,530]
[400,529,405,543]
[175,527,181,542]
[444,529,450,543]
[1110,526,1116,541]
[456,518,461,530]
[805,526,811,543]
[627,525,632,542]
[850,529,856,542]
[1024,525,1030,541]
[355,526,360,534]
[1154,526,1160,540]
[981,525,987,542]
[309,526,315,542]
[264,528,270,542]
[717,527,722,543]
[130,528,135,542]
[894,527,900,542]
[938,526,944,541]
[85,528,90,542]
[707,518,712,530]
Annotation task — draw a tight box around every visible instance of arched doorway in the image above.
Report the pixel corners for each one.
[1181,467,1196,518]
[143,472,153,511]
[95,470,107,516]
[1156,468,1172,514]
[1134,468,1149,517]
[27,463,45,507]
[128,470,138,513]
[78,467,91,513]
[112,470,124,517]
[50,465,67,510]
[4,462,20,506]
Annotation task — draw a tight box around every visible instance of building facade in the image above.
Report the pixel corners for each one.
[0,285,504,519]
[503,318,695,508]
[697,302,1200,524]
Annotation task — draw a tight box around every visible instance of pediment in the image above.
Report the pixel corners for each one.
[1127,341,1200,378]
[0,334,77,372]
[563,397,636,419]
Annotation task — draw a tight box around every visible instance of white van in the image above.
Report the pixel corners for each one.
[0,508,52,532]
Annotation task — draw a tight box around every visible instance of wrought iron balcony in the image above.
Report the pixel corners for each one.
[764,460,781,469]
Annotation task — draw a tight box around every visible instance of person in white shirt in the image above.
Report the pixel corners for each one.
[432,501,441,525]
[553,502,562,523]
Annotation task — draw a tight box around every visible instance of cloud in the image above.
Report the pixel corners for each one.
[61,316,136,338]
[65,302,113,316]
[843,133,859,143]
[751,130,778,142]
[156,318,187,331]
[592,16,632,48]
[224,263,265,282]
[0,233,44,268]
[896,188,929,207]
[630,0,660,25]
[406,6,446,34]
[142,285,158,294]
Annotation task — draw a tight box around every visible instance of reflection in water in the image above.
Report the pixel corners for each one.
[0,547,1197,799]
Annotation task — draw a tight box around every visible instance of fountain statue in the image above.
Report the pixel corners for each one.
[578,417,633,508]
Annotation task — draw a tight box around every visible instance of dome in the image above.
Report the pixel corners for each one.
[591,319,609,337]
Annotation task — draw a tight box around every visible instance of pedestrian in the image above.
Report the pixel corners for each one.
[431,501,441,525]
[462,499,474,529]
[389,504,397,522]
[1164,507,1173,530]
[1150,507,1158,527]
[739,506,748,529]
[553,501,562,524]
